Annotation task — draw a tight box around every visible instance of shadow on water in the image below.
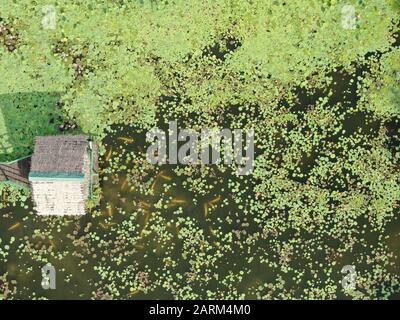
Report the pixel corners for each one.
[0,92,63,162]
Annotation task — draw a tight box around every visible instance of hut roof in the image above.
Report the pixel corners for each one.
[29,135,89,179]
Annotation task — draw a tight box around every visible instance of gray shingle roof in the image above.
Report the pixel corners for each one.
[30,135,89,174]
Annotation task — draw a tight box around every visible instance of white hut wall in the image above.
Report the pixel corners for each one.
[31,180,86,215]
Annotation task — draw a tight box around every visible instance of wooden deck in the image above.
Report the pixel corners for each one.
[0,157,31,187]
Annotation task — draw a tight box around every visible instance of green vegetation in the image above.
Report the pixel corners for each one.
[0,92,63,162]
[0,0,399,300]
[0,182,31,209]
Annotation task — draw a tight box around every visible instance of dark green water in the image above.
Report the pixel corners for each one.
[0,65,399,299]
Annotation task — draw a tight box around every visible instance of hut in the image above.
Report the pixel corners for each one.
[28,135,97,216]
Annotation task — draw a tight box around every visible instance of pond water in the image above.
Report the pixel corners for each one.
[0,65,399,299]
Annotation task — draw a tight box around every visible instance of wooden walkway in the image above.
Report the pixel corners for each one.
[0,157,31,187]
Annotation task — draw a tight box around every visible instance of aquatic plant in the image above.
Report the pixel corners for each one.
[0,0,399,300]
